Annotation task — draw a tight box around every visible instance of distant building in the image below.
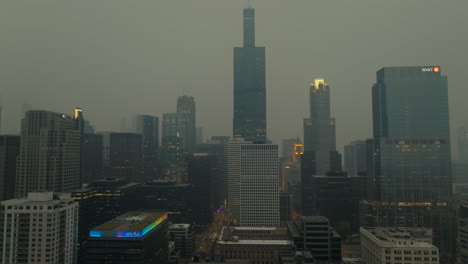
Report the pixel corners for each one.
[456,195,468,264]
[279,191,293,226]
[215,226,293,263]
[233,7,267,143]
[135,114,159,180]
[16,109,82,197]
[0,135,20,202]
[195,142,228,208]
[196,127,204,144]
[303,78,337,175]
[288,216,342,263]
[360,227,438,264]
[105,132,143,181]
[187,153,217,225]
[303,173,367,236]
[161,113,189,183]
[177,96,196,153]
[344,140,368,176]
[83,133,103,183]
[458,127,468,163]
[86,212,169,264]
[0,192,78,264]
[168,224,194,258]
[135,180,191,223]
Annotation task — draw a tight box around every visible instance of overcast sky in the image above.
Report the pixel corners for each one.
[1,0,467,156]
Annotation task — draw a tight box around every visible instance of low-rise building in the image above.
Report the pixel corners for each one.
[360,227,439,264]
[86,212,169,264]
[215,226,293,264]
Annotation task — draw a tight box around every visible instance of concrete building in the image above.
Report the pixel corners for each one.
[215,226,293,264]
[168,224,194,258]
[288,216,342,263]
[16,110,82,198]
[0,135,20,202]
[0,192,78,264]
[86,212,169,264]
[360,227,439,264]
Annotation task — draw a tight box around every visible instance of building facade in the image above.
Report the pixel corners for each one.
[344,140,368,176]
[135,114,159,180]
[361,227,439,264]
[0,192,78,264]
[239,144,279,227]
[233,7,267,143]
[371,66,453,262]
[16,110,82,198]
[161,113,189,183]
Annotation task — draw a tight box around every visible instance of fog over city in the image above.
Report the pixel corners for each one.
[1,0,467,155]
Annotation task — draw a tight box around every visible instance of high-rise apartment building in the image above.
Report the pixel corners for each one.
[16,110,82,198]
[233,7,266,143]
[0,192,78,264]
[177,96,196,153]
[135,114,159,179]
[0,135,20,202]
[303,78,337,175]
[371,66,453,262]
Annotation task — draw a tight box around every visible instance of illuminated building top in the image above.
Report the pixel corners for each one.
[89,212,168,239]
[313,78,326,88]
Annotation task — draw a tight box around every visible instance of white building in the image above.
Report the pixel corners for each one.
[0,192,78,264]
[228,140,280,227]
[360,227,439,264]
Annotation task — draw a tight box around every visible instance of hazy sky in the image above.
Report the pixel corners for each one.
[1,0,467,155]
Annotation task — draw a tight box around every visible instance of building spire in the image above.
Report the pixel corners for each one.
[248,0,253,8]
[243,5,255,47]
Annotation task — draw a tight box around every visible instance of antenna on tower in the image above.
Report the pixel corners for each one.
[248,0,252,8]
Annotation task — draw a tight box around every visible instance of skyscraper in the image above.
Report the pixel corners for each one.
[233,7,266,143]
[135,114,159,179]
[227,142,280,227]
[371,66,453,262]
[303,78,337,175]
[161,113,189,183]
[177,96,196,153]
[16,110,82,198]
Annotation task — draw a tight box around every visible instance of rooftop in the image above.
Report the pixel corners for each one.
[361,227,436,248]
[90,212,168,239]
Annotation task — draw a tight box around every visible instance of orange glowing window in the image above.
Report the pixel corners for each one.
[433,67,440,73]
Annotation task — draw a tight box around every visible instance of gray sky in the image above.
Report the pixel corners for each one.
[1,0,467,156]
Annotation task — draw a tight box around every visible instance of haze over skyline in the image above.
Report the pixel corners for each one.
[1,0,467,156]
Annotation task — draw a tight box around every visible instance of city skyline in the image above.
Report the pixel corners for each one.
[0,1,467,156]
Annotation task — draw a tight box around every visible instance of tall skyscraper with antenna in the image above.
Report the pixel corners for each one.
[233,5,266,143]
